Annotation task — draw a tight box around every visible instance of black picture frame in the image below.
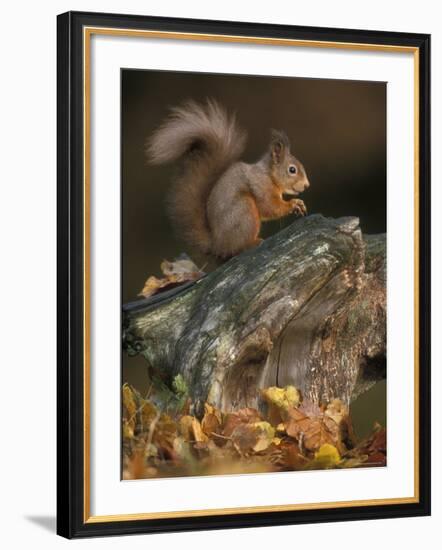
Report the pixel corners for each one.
[57,10,431,539]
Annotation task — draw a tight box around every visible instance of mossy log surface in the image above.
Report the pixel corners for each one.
[123,215,386,415]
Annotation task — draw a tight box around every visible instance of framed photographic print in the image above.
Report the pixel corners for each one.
[57,11,431,538]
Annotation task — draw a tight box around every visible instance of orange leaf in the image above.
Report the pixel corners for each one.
[139,256,205,298]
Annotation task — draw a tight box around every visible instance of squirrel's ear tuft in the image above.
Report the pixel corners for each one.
[270,129,289,164]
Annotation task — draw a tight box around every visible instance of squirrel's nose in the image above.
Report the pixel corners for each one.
[303,180,310,190]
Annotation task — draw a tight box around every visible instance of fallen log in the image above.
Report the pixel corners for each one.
[123,214,386,415]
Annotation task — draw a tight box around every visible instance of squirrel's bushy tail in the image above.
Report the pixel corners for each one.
[146,99,246,253]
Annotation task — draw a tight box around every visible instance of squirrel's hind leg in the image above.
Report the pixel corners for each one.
[209,193,261,259]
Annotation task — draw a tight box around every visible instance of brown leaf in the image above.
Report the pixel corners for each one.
[201,403,223,438]
[268,438,309,470]
[285,407,340,453]
[252,422,275,452]
[152,413,178,454]
[231,421,274,455]
[179,416,194,441]
[342,425,386,467]
[324,399,346,424]
[325,399,356,449]
[355,426,386,457]
[122,450,147,480]
[122,384,158,437]
[161,257,203,278]
[179,415,208,443]
[366,426,386,455]
[298,400,322,417]
[222,408,262,438]
[139,400,158,431]
[230,424,258,455]
[191,417,208,443]
[364,452,387,466]
[122,384,137,438]
[139,256,205,298]
[121,380,387,478]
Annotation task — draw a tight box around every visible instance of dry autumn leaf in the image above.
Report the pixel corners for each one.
[231,421,275,455]
[161,257,203,278]
[268,439,309,470]
[348,425,386,466]
[298,400,322,417]
[121,382,387,479]
[151,413,177,454]
[285,406,340,453]
[201,403,223,438]
[325,399,356,449]
[324,399,347,424]
[252,422,276,453]
[313,443,341,468]
[262,385,300,424]
[222,407,262,438]
[138,256,205,298]
[179,415,208,443]
[122,384,158,439]
[122,383,137,438]
[139,400,158,429]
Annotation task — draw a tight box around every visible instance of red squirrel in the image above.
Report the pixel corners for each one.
[146,99,310,259]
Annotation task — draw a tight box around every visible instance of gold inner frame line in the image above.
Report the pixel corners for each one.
[82,26,420,524]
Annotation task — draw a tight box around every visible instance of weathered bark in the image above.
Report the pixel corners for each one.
[123,215,386,415]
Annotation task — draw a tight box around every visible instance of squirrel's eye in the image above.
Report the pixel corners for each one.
[288,165,297,174]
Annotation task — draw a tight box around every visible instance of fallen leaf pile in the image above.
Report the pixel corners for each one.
[122,383,386,480]
[138,255,205,298]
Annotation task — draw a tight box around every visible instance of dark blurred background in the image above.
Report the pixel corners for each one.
[122,69,386,437]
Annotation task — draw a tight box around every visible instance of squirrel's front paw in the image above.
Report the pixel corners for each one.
[290,198,307,216]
